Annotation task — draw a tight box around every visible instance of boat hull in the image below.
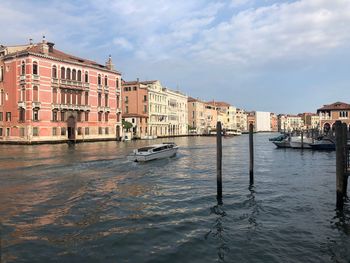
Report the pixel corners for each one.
[310,143,335,151]
[273,141,291,148]
[128,147,178,162]
[289,141,312,149]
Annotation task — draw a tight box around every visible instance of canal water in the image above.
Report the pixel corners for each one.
[0,134,349,262]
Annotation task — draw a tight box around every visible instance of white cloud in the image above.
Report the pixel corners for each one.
[113,37,133,51]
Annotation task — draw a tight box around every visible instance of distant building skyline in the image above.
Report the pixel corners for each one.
[1,0,350,113]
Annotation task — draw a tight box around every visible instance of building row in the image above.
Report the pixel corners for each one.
[1,39,350,143]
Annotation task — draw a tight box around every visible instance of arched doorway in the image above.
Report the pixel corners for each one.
[323,123,330,133]
[116,125,121,141]
[67,116,76,141]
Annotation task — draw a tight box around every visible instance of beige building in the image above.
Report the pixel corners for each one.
[278,114,304,132]
[204,103,218,133]
[188,97,206,134]
[236,108,247,132]
[141,80,168,137]
[165,88,188,136]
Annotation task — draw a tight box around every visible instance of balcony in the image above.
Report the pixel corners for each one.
[59,79,84,90]
[19,75,26,82]
[105,106,111,112]
[51,103,60,110]
[32,101,41,108]
[18,101,26,108]
[116,108,122,113]
[52,78,59,85]
[83,83,90,90]
[32,75,40,81]
[97,106,104,112]
[97,85,102,92]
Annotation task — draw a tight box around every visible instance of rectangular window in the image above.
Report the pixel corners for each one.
[85,92,89,105]
[98,127,103,135]
[105,112,109,122]
[133,86,137,91]
[125,96,128,103]
[61,127,66,136]
[98,112,102,122]
[105,94,108,107]
[20,128,25,137]
[61,90,66,104]
[6,112,11,121]
[6,128,10,136]
[52,127,57,136]
[67,92,71,104]
[125,106,129,114]
[85,127,89,135]
[0,66,3,82]
[77,127,82,135]
[52,111,58,121]
[61,111,65,122]
[77,112,82,122]
[85,112,89,121]
[105,127,109,134]
[116,95,120,108]
[144,95,147,102]
[0,112,2,121]
[33,110,39,121]
[0,128,3,136]
[144,105,147,113]
[98,93,102,106]
[32,127,39,136]
[19,109,25,122]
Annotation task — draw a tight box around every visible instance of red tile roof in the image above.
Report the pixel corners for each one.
[317,101,350,111]
[4,42,120,73]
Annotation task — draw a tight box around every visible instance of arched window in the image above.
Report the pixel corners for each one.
[85,72,89,83]
[61,67,65,79]
[52,88,57,103]
[72,69,76,80]
[21,61,26,75]
[20,86,25,101]
[66,68,71,80]
[77,70,82,82]
[98,74,101,85]
[33,62,38,75]
[52,65,57,78]
[116,78,119,89]
[104,75,108,86]
[33,86,39,102]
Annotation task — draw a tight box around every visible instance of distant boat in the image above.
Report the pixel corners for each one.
[269,134,288,141]
[128,142,179,162]
[272,139,291,148]
[289,136,313,149]
[224,129,242,136]
[310,137,335,151]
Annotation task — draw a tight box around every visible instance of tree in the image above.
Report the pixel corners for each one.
[122,120,133,132]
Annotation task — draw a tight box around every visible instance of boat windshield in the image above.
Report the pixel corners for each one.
[138,147,154,152]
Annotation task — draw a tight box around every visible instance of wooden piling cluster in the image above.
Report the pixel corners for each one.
[335,120,349,210]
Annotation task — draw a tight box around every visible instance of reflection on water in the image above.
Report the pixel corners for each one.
[0,135,350,262]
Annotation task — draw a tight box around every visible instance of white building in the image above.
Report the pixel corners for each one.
[255,111,271,132]
[165,88,188,136]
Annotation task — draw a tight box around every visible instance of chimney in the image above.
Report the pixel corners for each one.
[105,55,114,70]
[47,42,55,52]
[41,35,49,55]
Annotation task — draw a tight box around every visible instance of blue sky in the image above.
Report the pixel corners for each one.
[1,0,350,113]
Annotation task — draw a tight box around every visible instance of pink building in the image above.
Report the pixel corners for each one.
[0,39,122,143]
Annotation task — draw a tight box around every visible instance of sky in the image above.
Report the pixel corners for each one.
[1,0,349,114]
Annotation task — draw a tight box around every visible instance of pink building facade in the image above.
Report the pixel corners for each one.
[0,40,122,143]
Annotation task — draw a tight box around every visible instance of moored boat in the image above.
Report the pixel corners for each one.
[310,137,335,150]
[289,136,313,149]
[272,139,291,148]
[128,142,179,162]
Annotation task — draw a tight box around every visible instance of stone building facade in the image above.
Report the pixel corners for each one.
[0,39,122,143]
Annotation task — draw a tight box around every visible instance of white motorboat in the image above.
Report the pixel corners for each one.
[128,142,179,162]
[289,136,313,149]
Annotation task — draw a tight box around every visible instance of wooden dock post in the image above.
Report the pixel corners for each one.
[335,121,345,210]
[216,121,223,202]
[249,123,254,185]
[342,123,348,198]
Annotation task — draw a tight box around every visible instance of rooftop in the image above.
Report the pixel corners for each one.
[317,101,350,111]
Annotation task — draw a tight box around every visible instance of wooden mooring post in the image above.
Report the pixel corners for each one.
[335,121,346,210]
[341,123,348,198]
[249,123,254,185]
[216,121,223,202]
[301,131,304,150]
